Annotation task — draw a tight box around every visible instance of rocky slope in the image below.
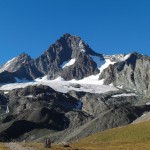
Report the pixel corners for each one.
[99,52,150,95]
[0,84,144,142]
[0,53,32,73]
[0,85,92,141]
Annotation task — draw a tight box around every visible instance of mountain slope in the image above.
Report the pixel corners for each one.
[100,52,150,95]
[0,53,32,73]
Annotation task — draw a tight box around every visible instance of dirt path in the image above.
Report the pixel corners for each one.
[5,142,38,150]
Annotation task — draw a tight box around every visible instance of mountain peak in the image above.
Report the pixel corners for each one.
[60,33,81,42]
[0,53,32,73]
[18,52,32,60]
[62,33,72,38]
[62,33,79,38]
[19,52,30,57]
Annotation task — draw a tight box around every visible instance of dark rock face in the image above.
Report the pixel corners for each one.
[27,107,69,130]
[0,120,38,142]
[0,71,16,83]
[99,52,150,95]
[0,85,91,141]
[60,53,99,80]
[13,61,44,81]
[34,33,101,80]
[0,93,8,114]
[7,84,78,113]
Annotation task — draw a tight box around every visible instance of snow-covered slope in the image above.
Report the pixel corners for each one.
[61,58,76,68]
[0,75,118,94]
[0,33,135,95]
[0,53,132,94]
[0,56,119,94]
[0,57,17,73]
[0,53,32,73]
[0,81,117,94]
[104,53,131,62]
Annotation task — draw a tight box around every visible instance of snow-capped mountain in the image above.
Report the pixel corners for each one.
[0,33,131,82]
[0,33,150,95]
[1,33,150,143]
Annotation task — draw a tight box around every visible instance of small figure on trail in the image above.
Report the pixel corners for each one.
[44,138,51,148]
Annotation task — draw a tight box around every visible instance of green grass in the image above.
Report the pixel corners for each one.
[81,121,150,142]
[22,142,84,150]
[71,120,150,150]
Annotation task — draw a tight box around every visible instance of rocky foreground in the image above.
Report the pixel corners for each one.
[0,83,149,143]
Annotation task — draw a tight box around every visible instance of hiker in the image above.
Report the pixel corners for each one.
[44,138,51,148]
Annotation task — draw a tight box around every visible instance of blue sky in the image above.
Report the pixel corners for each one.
[0,0,150,65]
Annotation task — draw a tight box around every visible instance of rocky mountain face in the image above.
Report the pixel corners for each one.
[0,84,145,142]
[0,53,32,73]
[34,33,101,80]
[0,71,16,83]
[99,52,150,95]
[0,33,102,81]
[0,85,91,141]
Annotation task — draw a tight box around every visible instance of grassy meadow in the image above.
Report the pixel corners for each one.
[2,120,150,149]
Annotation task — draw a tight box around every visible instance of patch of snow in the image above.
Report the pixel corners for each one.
[80,49,86,53]
[79,40,84,48]
[69,75,104,85]
[6,106,10,113]
[4,91,9,94]
[25,95,34,98]
[61,59,76,68]
[0,82,34,91]
[141,113,146,117]
[146,102,150,105]
[0,57,17,73]
[0,77,118,94]
[53,76,65,81]
[109,83,114,86]
[104,53,131,62]
[117,85,123,89]
[123,54,131,61]
[35,75,49,82]
[79,40,86,53]
[111,93,137,97]
[99,59,116,73]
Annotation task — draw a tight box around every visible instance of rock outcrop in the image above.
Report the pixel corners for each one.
[99,52,150,95]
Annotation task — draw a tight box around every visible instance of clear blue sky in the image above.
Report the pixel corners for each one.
[0,0,150,65]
